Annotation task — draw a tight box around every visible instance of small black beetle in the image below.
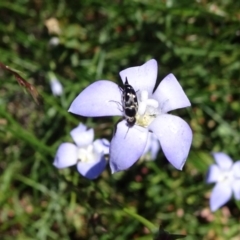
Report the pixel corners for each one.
[121,77,138,126]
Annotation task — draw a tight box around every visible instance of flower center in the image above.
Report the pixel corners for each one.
[77,145,96,163]
[218,170,232,183]
[136,90,159,127]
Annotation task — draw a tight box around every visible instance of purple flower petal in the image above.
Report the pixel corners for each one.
[119,59,158,95]
[149,114,192,170]
[110,121,148,173]
[206,164,221,183]
[68,80,122,117]
[210,181,232,211]
[153,74,191,113]
[149,133,161,159]
[93,138,110,154]
[232,161,240,178]
[53,143,78,168]
[232,179,240,200]
[143,133,160,160]
[73,123,87,132]
[212,152,233,170]
[76,154,106,179]
[70,125,94,147]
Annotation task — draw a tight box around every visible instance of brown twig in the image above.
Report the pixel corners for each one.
[0,62,40,105]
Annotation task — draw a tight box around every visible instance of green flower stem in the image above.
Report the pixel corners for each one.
[122,207,157,233]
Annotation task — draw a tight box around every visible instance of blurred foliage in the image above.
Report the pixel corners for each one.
[0,0,240,239]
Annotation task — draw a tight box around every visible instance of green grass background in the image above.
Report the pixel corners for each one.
[0,1,240,239]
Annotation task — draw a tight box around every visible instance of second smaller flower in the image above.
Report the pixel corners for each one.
[206,152,240,211]
[53,123,109,179]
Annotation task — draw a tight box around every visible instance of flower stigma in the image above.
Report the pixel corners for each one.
[136,90,159,128]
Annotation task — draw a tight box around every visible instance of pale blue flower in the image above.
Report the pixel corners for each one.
[50,77,63,96]
[53,123,109,179]
[69,59,192,173]
[49,37,60,47]
[206,152,240,211]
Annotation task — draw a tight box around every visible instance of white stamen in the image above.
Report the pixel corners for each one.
[78,145,96,163]
[138,102,147,115]
[146,99,159,108]
[136,90,160,127]
[138,90,159,114]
